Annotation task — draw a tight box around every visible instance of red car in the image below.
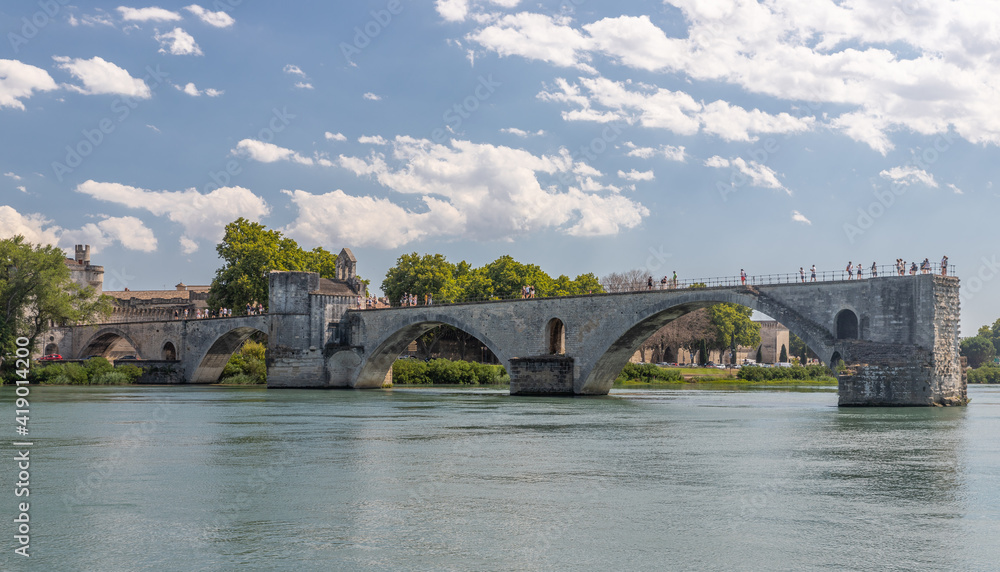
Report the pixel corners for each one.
[38,354,63,360]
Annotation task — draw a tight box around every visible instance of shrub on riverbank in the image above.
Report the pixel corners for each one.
[738,364,835,382]
[32,357,144,385]
[967,365,1000,384]
[219,340,266,384]
[616,363,683,383]
[392,357,509,385]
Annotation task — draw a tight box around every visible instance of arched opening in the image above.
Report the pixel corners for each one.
[80,330,141,359]
[836,310,859,340]
[189,327,266,383]
[546,318,566,355]
[352,317,510,389]
[162,342,177,361]
[44,343,59,355]
[580,293,838,394]
[831,351,843,369]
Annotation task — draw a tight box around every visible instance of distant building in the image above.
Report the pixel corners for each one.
[65,245,104,294]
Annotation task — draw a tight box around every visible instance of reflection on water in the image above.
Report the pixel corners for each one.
[1,385,999,571]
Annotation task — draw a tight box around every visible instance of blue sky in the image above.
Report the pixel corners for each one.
[1,0,998,331]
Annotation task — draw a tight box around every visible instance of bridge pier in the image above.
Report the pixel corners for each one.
[508,356,575,395]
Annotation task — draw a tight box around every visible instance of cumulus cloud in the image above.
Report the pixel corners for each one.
[117,6,181,22]
[184,5,235,27]
[791,211,812,225]
[75,180,270,252]
[282,136,648,248]
[325,131,347,141]
[4,172,22,180]
[363,92,382,101]
[154,27,203,55]
[947,183,963,195]
[174,82,221,96]
[232,139,315,165]
[618,169,654,181]
[0,206,62,246]
[539,76,813,141]
[54,56,151,98]
[293,82,313,90]
[879,166,939,188]
[60,216,158,252]
[624,143,686,162]
[358,135,388,145]
[705,156,788,194]
[0,60,58,109]
[0,207,157,252]
[283,64,306,77]
[501,127,545,137]
[468,3,1000,151]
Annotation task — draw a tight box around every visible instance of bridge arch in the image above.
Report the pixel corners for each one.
[188,326,266,383]
[79,327,143,359]
[352,312,511,388]
[579,290,838,394]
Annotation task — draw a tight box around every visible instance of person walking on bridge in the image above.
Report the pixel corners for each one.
[740,269,747,285]
[810,264,816,282]
[871,262,877,278]
[846,261,854,280]
[941,255,948,276]
[799,267,805,283]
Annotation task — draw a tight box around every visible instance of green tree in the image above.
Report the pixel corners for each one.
[1,236,112,365]
[779,344,788,362]
[381,253,458,305]
[708,303,761,357]
[208,218,342,314]
[961,335,996,369]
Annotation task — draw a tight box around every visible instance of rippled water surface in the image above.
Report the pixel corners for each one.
[2,384,999,571]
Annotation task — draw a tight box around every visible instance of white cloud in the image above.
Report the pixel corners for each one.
[436,0,469,22]
[54,56,151,98]
[61,216,158,252]
[232,139,315,165]
[624,143,686,162]
[618,169,654,181]
[325,132,347,141]
[146,124,160,133]
[0,206,61,246]
[117,6,181,22]
[17,186,26,193]
[705,156,788,193]
[179,236,199,254]
[469,12,595,72]
[75,180,270,252]
[174,82,221,97]
[69,12,116,27]
[358,135,388,145]
[539,76,813,141]
[283,136,648,248]
[879,166,939,188]
[184,5,235,28]
[154,27,203,55]
[0,207,157,252]
[468,4,1000,150]
[363,92,382,101]
[791,211,812,225]
[283,64,306,77]
[501,127,545,137]
[947,183,963,195]
[294,81,313,90]
[4,172,22,180]
[0,59,59,110]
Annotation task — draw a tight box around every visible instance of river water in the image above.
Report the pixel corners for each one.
[2,384,999,571]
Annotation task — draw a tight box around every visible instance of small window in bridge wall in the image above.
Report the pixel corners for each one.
[44,343,59,355]
[836,310,859,340]
[546,318,566,355]
[162,342,177,361]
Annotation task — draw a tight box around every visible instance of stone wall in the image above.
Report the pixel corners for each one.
[509,356,575,395]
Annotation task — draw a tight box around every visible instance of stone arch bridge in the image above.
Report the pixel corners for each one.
[50,271,965,406]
